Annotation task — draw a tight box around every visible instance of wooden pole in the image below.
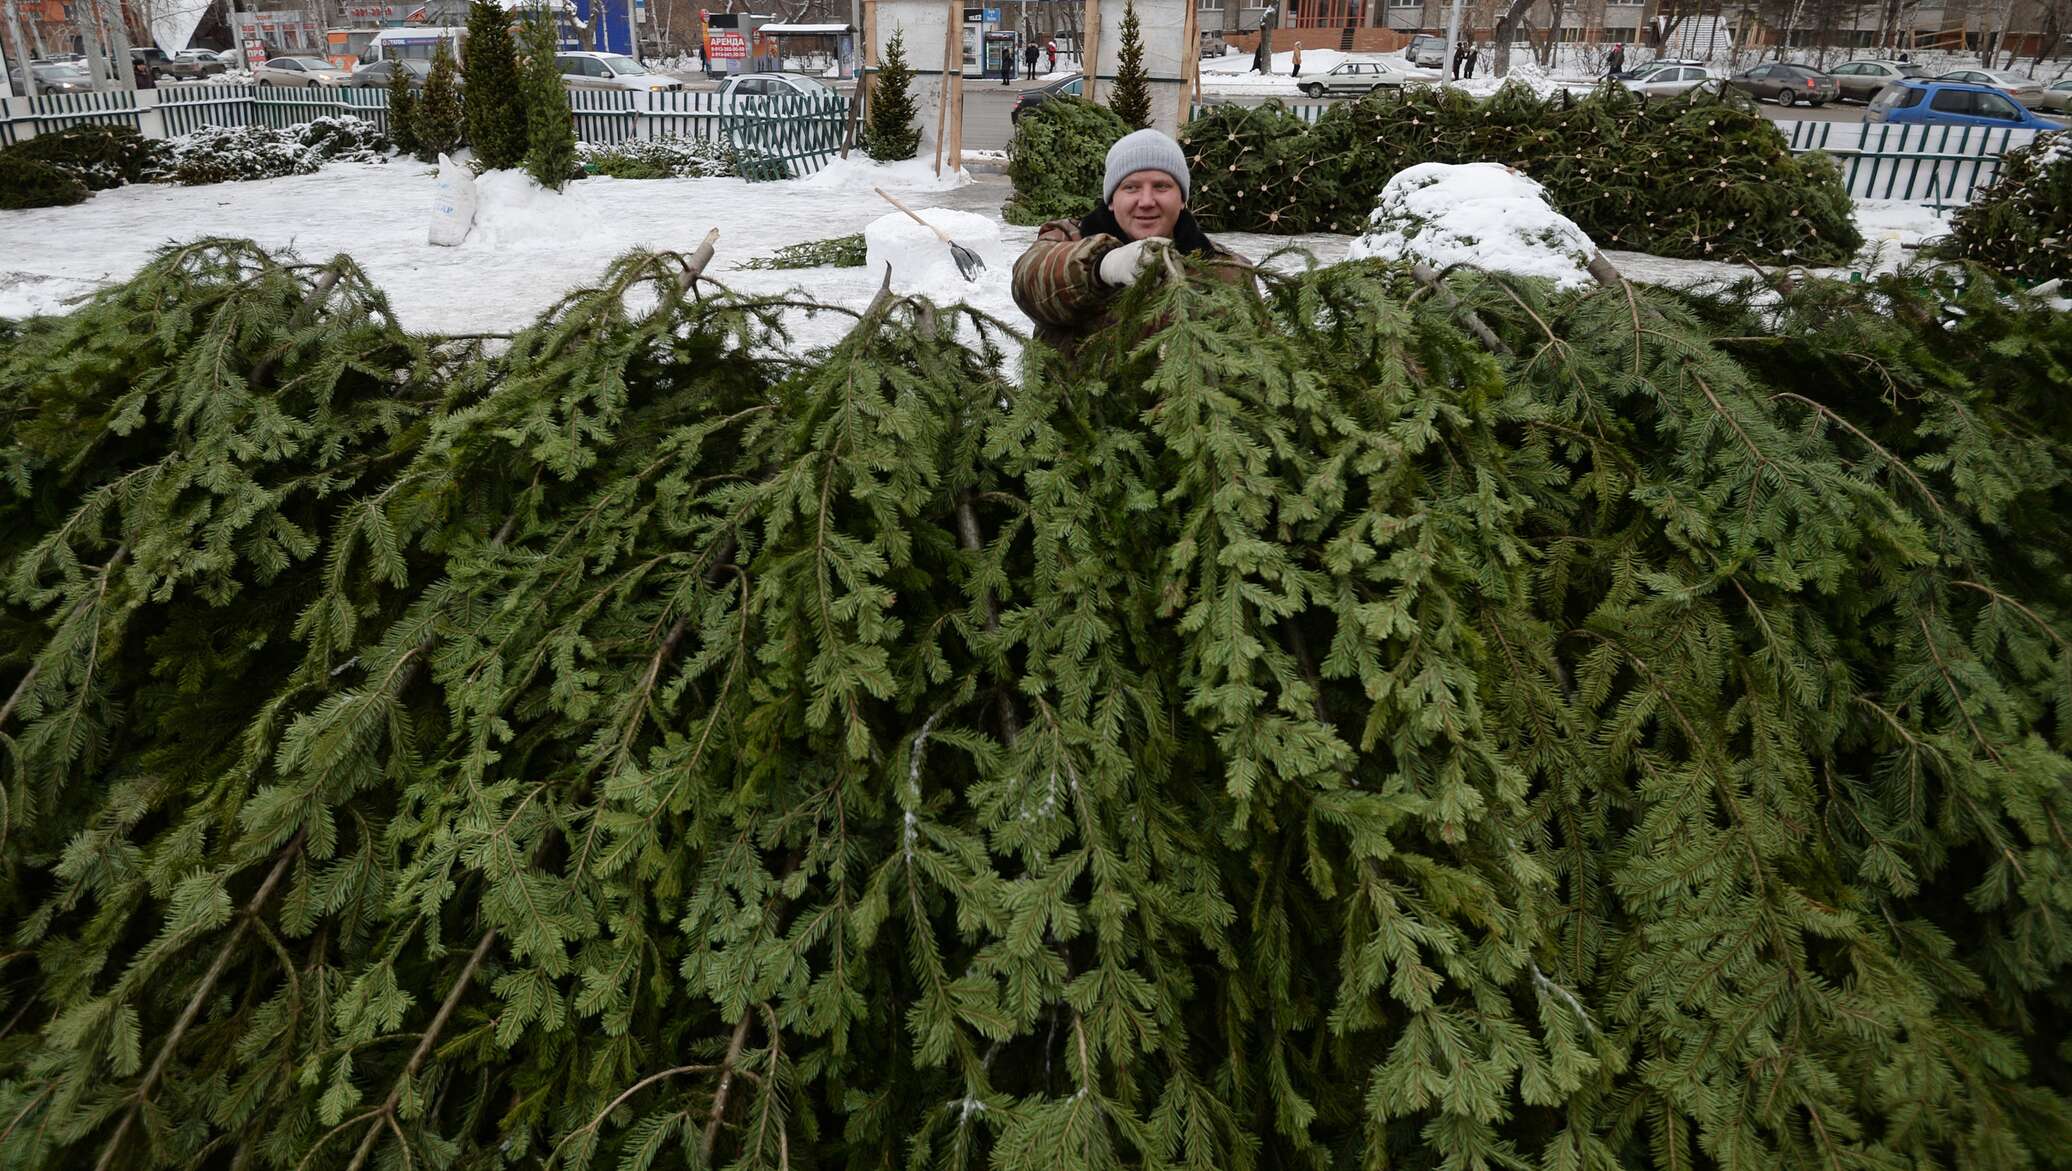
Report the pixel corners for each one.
[945,0,963,169]
[1180,0,1199,122]
[934,0,956,175]
[1081,0,1100,102]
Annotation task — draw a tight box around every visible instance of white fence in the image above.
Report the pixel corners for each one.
[0,84,855,179]
[1777,119,2043,209]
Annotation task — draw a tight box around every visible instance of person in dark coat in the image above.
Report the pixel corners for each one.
[1466,42,1480,78]
[1024,41,1039,79]
[1452,42,1466,79]
[1607,42,1626,76]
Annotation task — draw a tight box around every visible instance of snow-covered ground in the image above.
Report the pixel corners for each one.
[0,155,1962,344]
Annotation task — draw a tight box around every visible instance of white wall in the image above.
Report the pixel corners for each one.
[874,0,957,165]
[1088,0,1190,133]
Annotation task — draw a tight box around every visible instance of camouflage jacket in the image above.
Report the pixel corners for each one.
[1010,219,1248,358]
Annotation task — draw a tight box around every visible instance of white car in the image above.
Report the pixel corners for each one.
[2040,78,2072,113]
[1300,58,1417,98]
[1934,68,2044,107]
[1622,63,1721,100]
[718,72,831,106]
[252,56,349,87]
[555,51,682,92]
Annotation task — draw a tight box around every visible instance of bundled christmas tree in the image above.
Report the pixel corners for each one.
[1,237,2069,1171]
[413,37,465,161]
[1004,95,1130,224]
[1931,135,2072,282]
[1167,82,1863,263]
[521,6,578,189]
[386,47,422,156]
[462,0,529,171]
[863,27,921,162]
[1108,0,1151,130]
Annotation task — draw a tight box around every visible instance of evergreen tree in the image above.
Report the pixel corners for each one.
[2,236,2071,1171]
[386,52,421,156]
[520,6,577,189]
[862,27,920,163]
[461,0,528,170]
[414,37,464,160]
[1108,0,1151,129]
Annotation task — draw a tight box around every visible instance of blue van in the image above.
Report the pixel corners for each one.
[1865,80,2064,129]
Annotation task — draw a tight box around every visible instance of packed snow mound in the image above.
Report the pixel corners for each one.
[862,207,1006,300]
[800,154,974,193]
[1347,162,1598,289]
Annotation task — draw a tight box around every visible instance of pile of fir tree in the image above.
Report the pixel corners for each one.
[1004,95,1130,225]
[2,236,2071,1171]
[1009,82,1860,263]
[1930,134,2071,282]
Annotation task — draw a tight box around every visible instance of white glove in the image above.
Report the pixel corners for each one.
[1098,237,1168,288]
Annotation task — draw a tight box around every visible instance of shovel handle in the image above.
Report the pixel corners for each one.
[873,186,954,244]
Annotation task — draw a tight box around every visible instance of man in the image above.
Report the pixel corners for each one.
[1466,42,1479,78]
[1290,42,1302,78]
[1024,40,1039,79]
[1607,42,1625,76]
[1011,129,1248,357]
[1452,41,1466,80]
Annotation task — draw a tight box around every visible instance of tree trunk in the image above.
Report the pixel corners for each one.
[1492,0,1534,75]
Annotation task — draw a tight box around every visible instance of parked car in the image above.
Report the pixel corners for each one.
[717,71,827,105]
[1610,57,1706,82]
[1301,58,1417,98]
[2040,78,2072,112]
[1933,68,2045,108]
[555,51,683,92]
[347,58,431,88]
[1621,63,1721,100]
[7,59,94,94]
[1824,59,1925,103]
[1725,61,1839,107]
[252,56,349,87]
[1010,73,1083,122]
[1403,33,1446,70]
[1865,80,2063,128]
[210,49,244,67]
[130,46,228,81]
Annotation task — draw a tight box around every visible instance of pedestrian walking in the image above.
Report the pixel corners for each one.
[1466,43,1479,78]
[1046,40,1057,72]
[1451,42,1466,80]
[1001,45,1013,85]
[1607,42,1625,76]
[1024,41,1039,79]
[1291,43,1302,78]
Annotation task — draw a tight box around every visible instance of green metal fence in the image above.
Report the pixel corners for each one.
[3,83,852,182]
[1780,120,2044,210]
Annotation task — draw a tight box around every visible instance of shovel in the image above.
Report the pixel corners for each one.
[872,186,987,282]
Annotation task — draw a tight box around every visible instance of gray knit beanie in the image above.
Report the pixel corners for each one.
[1102,129,1190,204]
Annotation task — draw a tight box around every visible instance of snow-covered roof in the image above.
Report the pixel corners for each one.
[761,23,852,34]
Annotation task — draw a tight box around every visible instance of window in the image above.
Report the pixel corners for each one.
[1929,88,1972,114]
[1974,92,2020,119]
[1829,63,1859,75]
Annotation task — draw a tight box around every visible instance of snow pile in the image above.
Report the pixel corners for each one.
[800,154,974,193]
[464,169,591,251]
[1347,162,1597,289]
[862,207,1006,300]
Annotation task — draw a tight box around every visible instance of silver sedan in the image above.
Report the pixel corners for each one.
[1300,59,1419,99]
[1622,64,1721,101]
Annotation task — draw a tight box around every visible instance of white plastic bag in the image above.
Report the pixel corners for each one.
[427,153,478,247]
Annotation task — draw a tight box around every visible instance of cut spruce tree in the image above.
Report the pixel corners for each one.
[521,6,578,189]
[462,0,529,171]
[415,37,465,161]
[0,238,2068,1171]
[1932,135,2072,282]
[863,27,921,162]
[386,55,421,156]
[1108,0,1152,130]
